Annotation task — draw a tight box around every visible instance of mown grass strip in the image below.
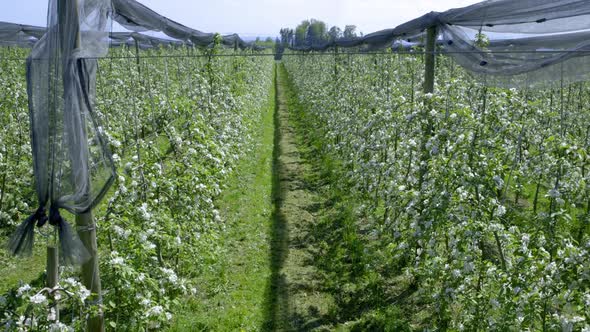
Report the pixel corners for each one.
[168,64,277,332]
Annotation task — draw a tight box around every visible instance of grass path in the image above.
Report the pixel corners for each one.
[170,63,335,331]
[169,64,277,331]
[1,63,338,331]
[267,64,335,331]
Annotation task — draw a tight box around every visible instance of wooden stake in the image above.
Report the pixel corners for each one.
[47,246,59,321]
[134,39,141,75]
[57,0,104,330]
[424,26,436,94]
[76,212,104,332]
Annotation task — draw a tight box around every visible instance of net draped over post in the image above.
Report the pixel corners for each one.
[9,0,115,264]
[6,0,265,264]
[289,0,590,87]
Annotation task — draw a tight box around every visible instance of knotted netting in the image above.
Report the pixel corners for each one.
[436,0,590,86]
[9,0,115,264]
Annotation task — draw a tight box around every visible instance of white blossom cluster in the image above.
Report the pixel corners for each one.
[283,52,590,329]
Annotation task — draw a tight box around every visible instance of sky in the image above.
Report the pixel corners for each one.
[0,0,482,38]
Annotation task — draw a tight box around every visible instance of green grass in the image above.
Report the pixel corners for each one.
[0,237,47,294]
[0,123,173,298]
[0,63,278,330]
[168,64,277,332]
[169,62,340,331]
[278,63,415,331]
[269,63,337,331]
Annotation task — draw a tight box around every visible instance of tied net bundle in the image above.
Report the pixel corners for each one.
[9,0,115,265]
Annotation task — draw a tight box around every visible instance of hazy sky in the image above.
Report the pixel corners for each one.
[1,0,482,37]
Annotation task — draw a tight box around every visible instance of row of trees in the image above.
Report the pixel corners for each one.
[279,20,359,47]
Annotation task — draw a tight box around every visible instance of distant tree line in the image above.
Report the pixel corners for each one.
[252,36,276,47]
[279,20,359,47]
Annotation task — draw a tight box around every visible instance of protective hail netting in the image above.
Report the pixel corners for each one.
[9,0,114,264]
[111,0,250,49]
[0,23,186,49]
[0,22,45,47]
[110,31,183,48]
[7,0,261,264]
[1,0,258,50]
[291,0,590,86]
[0,25,242,50]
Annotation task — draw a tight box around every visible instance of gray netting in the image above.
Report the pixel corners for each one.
[0,22,45,47]
[1,0,259,51]
[111,0,251,49]
[9,0,114,264]
[0,23,211,50]
[109,31,184,49]
[289,0,590,86]
[7,0,263,265]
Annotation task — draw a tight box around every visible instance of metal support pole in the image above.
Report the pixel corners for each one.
[334,46,338,77]
[46,246,59,289]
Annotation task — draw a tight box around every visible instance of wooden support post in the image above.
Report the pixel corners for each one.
[47,246,59,321]
[134,39,141,75]
[57,0,104,331]
[334,46,338,77]
[424,26,437,94]
[76,212,104,332]
[47,246,58,289]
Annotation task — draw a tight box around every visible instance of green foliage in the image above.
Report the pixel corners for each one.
[0,45,274,330]
[349,307,411,332]
[283,50,590,330]
[475,32,490,49]
[169,64,277,331]
[328,26,342,41]
[282,21,358,48]
[343,25,357,39]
